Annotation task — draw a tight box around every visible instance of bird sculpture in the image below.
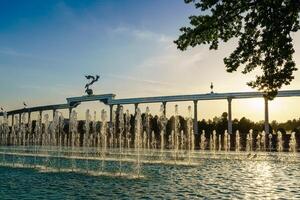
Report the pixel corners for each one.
[85,75,100,95]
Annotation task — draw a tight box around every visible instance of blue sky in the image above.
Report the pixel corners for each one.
[1,0,300,121]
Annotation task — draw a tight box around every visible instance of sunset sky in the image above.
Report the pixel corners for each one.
[1,0,300,122]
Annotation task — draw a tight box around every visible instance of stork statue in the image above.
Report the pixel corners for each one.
[85,75,100,95]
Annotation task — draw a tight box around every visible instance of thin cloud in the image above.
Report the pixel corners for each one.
[0,48,60,63]
[138,45,206,70]
[109,26,174,43]
[0,48,33,58]
[103,73,174,86]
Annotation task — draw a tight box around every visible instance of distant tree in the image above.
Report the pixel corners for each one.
[175,0,300,99]
[221,112,228,120]
[238,117,254,133]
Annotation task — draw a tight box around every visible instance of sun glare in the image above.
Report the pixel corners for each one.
[249,98,264,111]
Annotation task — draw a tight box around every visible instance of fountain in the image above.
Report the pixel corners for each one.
[0,103,299,179]
[246,130,253,152]
[100,109,107,172]
[224,130,228,151]
[134,107,142,177]
[200,130,206,150]
[118,106,124,175]
[277,131,283,152]
[235,130,240,152]
[158,104,167,160]
[186,106,193,163]
[256,134,261,151]
[84,109,91,172]
[125,109,131,149]
[174,105,180,160]
[218,134,221,151]
[289,132,297,153]
[70,110,78,171]
[261,131,266,151]
[268,133,273,151]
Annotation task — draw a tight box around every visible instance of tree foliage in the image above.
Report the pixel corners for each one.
[175,0,300,99]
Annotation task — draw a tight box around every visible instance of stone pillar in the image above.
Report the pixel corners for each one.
[134,103,139,116]
[264,96,269,134]
[39,111,43,125]
[227,98,233,134]
[28,112,31,124]
[116,104,121,113]
[162,102,167,117]
[193,100,198,135]
[116,105,121,126]
[53,109,56,119]
[68,108,72,120]
[109,105,114,124]
[68,107,72,145]
[12,114,14,126]
[19,113,21,125]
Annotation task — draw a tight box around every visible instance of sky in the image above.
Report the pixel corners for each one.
[0,0,300,122]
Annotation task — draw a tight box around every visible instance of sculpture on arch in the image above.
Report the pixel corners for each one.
[85,75,100,95]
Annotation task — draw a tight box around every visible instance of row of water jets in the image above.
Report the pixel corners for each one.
[0,104,298,153]
[0,104,298,176]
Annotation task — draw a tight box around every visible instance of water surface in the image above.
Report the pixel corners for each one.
[0,153,299,199]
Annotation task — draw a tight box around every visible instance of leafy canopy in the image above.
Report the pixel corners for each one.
[175,0,300,99]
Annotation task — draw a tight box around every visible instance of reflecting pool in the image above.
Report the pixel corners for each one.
[0,151,299,199]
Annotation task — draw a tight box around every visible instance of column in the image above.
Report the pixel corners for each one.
[39,111,43,125]
[227,98,232,134]
[68,107,72,145]
[12,114,14,126]
[28,112,31,124]
[19,113,21,125]
[53,109,56,119]
[134,103,139,116]
[193,100,198,135]
[68,107,72,120]
[109,105,114,125]
[162,102,167,116]
[264,96,269,134]
[116,104,121,113]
